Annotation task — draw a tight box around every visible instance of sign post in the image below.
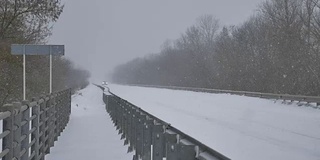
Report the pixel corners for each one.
[50,48,52,94]
[23,47,26,100]
[11,44,65,100]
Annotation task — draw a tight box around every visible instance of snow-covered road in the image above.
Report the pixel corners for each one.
[109,84,320,160]
[46,85,133,160]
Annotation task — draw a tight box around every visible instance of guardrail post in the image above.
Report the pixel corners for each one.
[152,125,165,160]
[109,97,115,125]
[60,93,65,132]
[55,93,58,136]
[106,94,111,113]
[124,106,130,146]
[48,95,54,153]
[135,113,146,158]
[104,94,108,112]
[118,105,124,135]
[60,93,64,133]
[133,110,139,153]
[39,96,46,160]
[12,102,22,160]
[167,142,196,160]
[58,93,63,136]
[2,104,14,160]
[113,98,119,128]
[51,95,56,147]
[165,133,178,159]
[44,96,51,154]
[21,101,30,160]
[126,106,133,150]
[103,94,108,111]
[62,92,67,132]
[122,106,128,140]
[128,109,137,153]
[179,144,197,160]
[116,107,121,132]
[120,106,127,140]
[54,93,59,142]
[166,143,178,160]
[67,89,71,122]
[31,97,40,160]
[142,119,153,160]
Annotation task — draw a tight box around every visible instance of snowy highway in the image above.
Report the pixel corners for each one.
[45,84,320,160]
[109,84,320,160]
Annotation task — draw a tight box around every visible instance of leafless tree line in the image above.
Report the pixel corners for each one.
[112,0,320,96]
[0,0,90,106]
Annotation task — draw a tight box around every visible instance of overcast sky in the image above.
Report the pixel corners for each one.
[49,0,265,82]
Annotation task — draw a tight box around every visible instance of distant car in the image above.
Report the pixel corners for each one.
[102,81,108,86]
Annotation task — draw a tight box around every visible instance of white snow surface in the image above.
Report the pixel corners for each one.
[46,85,133,160]
[109,84,320,160]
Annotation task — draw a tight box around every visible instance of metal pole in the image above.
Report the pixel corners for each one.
[23,45,26,100]
[50,49,52,94]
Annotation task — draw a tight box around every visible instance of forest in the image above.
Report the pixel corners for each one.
[112,0,320,96]
[0,0,90,106]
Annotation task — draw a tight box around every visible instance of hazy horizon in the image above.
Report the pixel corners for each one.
[49,0,264,82]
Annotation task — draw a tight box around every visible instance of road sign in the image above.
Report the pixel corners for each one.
[11,44,65,100]
[11,44,64,55]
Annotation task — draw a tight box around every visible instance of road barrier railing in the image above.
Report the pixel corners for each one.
[94,83,320,159]
[99,86,231,160]
[125,84,320,108]
[0,89,71,160]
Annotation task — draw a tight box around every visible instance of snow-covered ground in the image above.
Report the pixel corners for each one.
[46,85,133,160]
[109,84,320,160]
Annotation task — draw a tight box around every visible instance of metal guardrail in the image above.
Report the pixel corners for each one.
[126,84,320,108]
[0,89,71,160]
[94,84,230,160]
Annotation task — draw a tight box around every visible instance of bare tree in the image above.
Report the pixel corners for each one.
[0,0,64,43]
[112,1,320,96]
[0,0,64,105]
